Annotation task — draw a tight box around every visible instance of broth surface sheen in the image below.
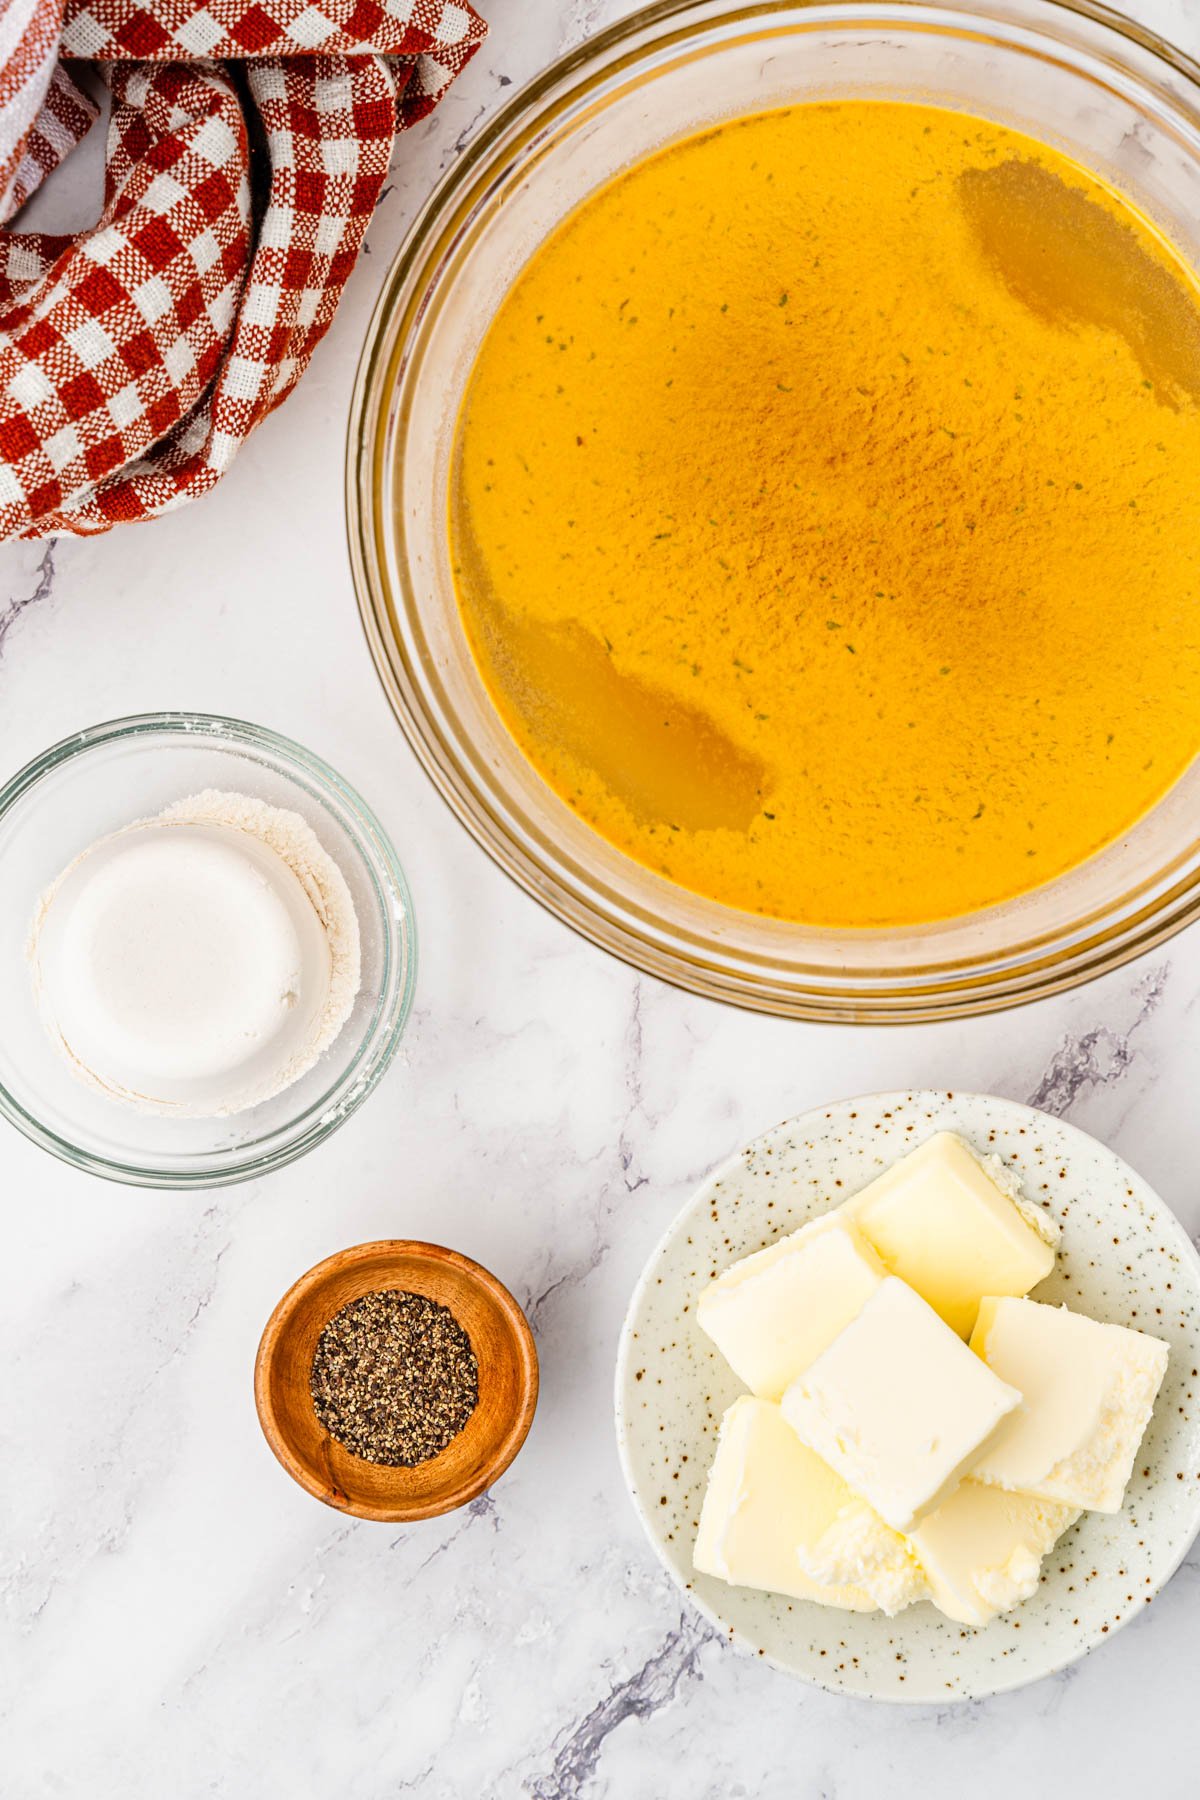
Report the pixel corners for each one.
[450,103,1200,927]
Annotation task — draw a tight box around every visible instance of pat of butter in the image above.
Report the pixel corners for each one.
[906,1479,1080,1626]
[969,1296,1169,1512]
[694,1397,919,1613]
[796,1496,927,1617]
[697,1220,885,1399]
[844,1132,1059,1337]
[782,1277,1021,1533]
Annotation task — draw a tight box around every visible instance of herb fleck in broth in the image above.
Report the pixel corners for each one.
[448,101,1200,928]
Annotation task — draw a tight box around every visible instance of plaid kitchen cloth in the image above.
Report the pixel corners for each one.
[0,0,484,539]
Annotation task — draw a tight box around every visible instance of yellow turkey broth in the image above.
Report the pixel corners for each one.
[449,102,1200,927]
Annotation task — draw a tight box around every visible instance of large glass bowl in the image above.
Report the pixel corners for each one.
[348,0,1200,1022]
[0,715,416,1187]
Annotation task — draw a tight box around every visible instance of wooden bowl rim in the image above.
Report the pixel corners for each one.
[253,1238,539,1521]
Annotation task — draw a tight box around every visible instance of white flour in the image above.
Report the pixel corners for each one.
[29,789,362,1117]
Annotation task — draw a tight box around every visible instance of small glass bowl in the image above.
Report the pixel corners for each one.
[0,714,416,1187]
[348,0,1200,1022]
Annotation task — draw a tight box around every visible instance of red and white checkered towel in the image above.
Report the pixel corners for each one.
[0,0,484,539]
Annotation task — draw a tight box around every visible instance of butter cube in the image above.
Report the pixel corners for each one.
[697,1219,885,1399]
[907,1480,1079,1626]
[782,1277,1021,1532]
[694,1397,919,1612]
[796,1496,927,1617]
[845,1132,1059,1337]
[969,1297,1169,1512]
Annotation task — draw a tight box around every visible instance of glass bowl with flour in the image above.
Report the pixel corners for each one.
[0,716,416,1186]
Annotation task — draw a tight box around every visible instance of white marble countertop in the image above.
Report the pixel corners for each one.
[3,3,1200,1793]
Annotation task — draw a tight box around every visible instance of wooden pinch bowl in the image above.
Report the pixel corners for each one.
[254,1240,538,1522]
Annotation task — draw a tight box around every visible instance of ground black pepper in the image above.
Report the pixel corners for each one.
[310,1289,478,1466]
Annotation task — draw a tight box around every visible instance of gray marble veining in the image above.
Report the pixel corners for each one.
[0,544,56,659]
[2,3,1199,1794]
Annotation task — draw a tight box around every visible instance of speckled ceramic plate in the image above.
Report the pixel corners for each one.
[615,1090,1200,1702]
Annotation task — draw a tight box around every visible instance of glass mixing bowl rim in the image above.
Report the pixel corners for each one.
[346,0,1200,1023]
[0,711,418,1187]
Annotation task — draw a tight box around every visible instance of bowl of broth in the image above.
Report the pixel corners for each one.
[348,0,1200,1020]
